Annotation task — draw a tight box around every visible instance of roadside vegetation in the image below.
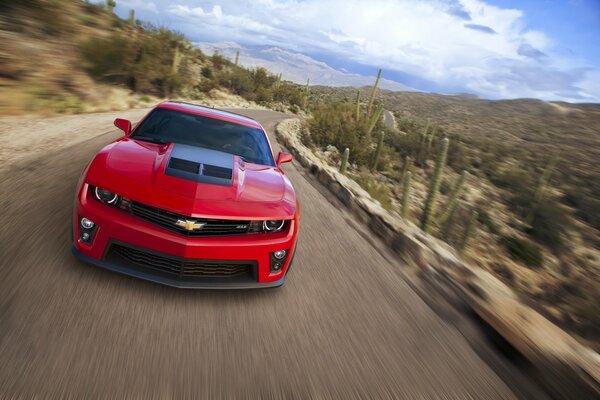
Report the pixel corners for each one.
[304,75,600,349]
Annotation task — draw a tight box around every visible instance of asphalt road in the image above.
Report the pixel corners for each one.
[0,108,534,398]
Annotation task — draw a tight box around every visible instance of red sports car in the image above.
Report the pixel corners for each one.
[72,101,299,288]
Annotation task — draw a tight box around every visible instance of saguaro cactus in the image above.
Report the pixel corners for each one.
[106,0,116,13]
[371,131,385,171]
[416,122,430,166]
[129,9,135,25]
[366,69,382,118]
[440,205,458,238]
[459,209,478,252]
[340,148,350,174]
[234,50,240,65]
[438,170,469,224]
[420,138,449,233]
[366,106,383,137]
[303,78,310,110]
[532,156,558,203]
[171,46,180,75]
[400,156,412,187]
[355,90,361,122]
[274,73,282,90]
[401,171,412,219]
[424,125,436,160]
[528,156,558,224]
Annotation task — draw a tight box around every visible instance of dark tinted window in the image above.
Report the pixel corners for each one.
[132,108,274,166]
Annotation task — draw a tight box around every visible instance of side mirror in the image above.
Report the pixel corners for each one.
[276,151,292,166]
[114,118,132,136]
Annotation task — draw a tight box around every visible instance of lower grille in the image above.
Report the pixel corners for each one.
[113,245,252,278]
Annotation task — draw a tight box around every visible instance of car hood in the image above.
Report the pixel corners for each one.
[85,138,296,220]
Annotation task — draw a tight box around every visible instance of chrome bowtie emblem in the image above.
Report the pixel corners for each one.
[175,219,206,231]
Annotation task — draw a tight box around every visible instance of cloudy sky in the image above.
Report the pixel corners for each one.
[110,0,600,102]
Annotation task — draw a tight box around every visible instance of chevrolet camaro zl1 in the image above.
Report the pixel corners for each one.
[72,102,299,288]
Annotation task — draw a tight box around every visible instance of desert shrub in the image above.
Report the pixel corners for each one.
[386,129,422,160]
[221,68,254,97]
[80,25,192,97]
[215,66,278,102]
[440,178,452,195]
[307,102,389,168]
[477,208,500,234]
[564,187,600,231]
[201,66,214,79]
[199,78,219,93]
[55,95,84,114]
[501,236,544,268]
[490,165,533,192]
[446,140,467,170]
[575,291,600,338]
[80,33,132,82]
[353,172,393,211]
[274,83,305,106]
[527,196,570,251]
[254,87,272,103]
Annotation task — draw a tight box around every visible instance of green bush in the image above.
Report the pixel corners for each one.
[386,129,422,160]
[501,236,544,268]
[477,208,500,234]
[490,166,533,192]
[354,171,393,211]
[564,188,600,231]
[527,195,570,251]
[201,66,214,79]
[274,83,305,106]
[80,25,192,97]
[307,102,384,167]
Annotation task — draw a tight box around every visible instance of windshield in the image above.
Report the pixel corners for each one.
[131,108,274,166]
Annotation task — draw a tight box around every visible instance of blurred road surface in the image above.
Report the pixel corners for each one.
[0,108,539,398]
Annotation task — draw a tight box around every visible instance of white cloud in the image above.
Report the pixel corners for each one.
[116,0,598,102]
[115,0,158,13]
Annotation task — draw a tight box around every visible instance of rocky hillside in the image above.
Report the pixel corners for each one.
[0,1,306,115]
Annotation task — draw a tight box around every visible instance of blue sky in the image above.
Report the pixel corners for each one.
[109,0,600,102]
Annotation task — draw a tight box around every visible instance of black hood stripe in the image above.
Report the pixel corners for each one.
[165,144,234,187]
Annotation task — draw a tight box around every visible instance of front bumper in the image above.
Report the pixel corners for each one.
[71,245,288,289]
[72,184,298,289]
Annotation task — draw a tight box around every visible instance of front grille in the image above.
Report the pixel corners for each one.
[130,201,257,237]
[113,245,252,278]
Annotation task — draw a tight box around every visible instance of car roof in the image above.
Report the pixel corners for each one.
[156,101,263,129]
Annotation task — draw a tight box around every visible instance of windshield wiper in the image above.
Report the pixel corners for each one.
[132,136,169,144]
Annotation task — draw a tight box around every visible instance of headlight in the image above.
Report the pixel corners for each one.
[263,220,285,232]
[94,187,119,205]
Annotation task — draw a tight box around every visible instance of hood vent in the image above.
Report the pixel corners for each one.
[165,143,234,187]
[203,164,232,180]
[169,157,200,174]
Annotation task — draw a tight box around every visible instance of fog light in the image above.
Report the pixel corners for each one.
[273,250,287,260]
[272,262,282,271]
[81,218,95,229]
[79,216,97,245]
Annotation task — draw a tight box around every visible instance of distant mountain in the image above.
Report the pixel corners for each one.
[196,42,417,92]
